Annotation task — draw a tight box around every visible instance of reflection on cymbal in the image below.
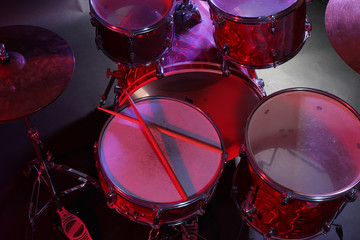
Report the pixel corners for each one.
[0,25,75,123]
[325,0,360,75]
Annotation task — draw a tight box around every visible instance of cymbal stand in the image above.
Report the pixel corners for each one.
[25,117,97,239]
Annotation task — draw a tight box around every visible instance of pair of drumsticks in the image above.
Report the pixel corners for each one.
[97,90,222,201]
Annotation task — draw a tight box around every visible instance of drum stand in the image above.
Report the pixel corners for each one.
[174,0,202,32]
[25,117,98,240]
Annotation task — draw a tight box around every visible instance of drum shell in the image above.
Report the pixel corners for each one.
[209,0,308,68]
[94,21,173,66]
[89,0,175,67]
[233,158,345,239]
[232,88,360,239]
[96,158,210,226]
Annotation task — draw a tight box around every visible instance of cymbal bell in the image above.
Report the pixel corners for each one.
[0,25,75,123]
[325,0,360,75]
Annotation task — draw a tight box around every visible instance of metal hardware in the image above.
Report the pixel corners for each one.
[0,43,9,62]
[95,35,102,50]
[268,16,276,35]
[242,186,258,222]
[271,49,277,68]
[281,191,292,205]
[266,228,276,240]
[90,17,99,27]
[239,144,247,158]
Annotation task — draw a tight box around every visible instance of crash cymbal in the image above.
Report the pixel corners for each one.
[0,25,75,122]
[325,0,360,75]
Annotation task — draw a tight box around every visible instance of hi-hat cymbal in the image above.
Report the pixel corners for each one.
[0,25,75,123]
[325,0,360,75]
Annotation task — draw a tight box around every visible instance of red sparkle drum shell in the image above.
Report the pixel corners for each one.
[208,0,311,68]
[96,97,225,227]
[126,62,264,161]
[89,0,175,66]
[233,88,360,239]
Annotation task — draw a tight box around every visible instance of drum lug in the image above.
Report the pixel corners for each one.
[322,222,331,234]
[127,36,135,64]
[241,186,258,222]
[95,35,103,50]
[90,17,99,27]
[155,61,164,79]
[219,43,230,76]
[107,187,115,208]
[305,16,312,39]
[254,78,266,96]
[153,208,162,227]
[266,228,276,240]
[281,191,292,205]
[346,188,359,202]
[166,16,174,30]
[239,144,247,158]
[268,16,276,35]
[210,9,225,29]
[271,49,277,68]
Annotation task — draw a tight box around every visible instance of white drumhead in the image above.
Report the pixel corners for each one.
[247,89,360,197]
[99,97,224,203]
[209,0,298,18]
[91,0,173,29]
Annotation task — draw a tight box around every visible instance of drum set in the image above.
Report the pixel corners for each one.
[1,0,360,239]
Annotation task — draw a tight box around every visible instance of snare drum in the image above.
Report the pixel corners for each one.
[127,62,264,161]
[233,88,360,239]
[89,0,175,67]
[208,0,311,68]
[96,97,225,227]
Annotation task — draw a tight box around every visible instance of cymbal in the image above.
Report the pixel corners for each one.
[0,25,75,123]
[325,0,360,75]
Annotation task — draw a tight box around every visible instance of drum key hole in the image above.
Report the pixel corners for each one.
[316,106,323,110]
[264,109,270,114]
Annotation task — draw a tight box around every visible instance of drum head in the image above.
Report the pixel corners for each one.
[246,89,360,199]
[131,63,263,160]
[98,97,224,204]
[90,0,173,29]
[208,0,298,18]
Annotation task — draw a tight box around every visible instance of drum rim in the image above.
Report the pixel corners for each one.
[89,0,176,35]
[98,96,226,208]
[208,0,304,23]
[125,61,264,102]
[244,87,360,201]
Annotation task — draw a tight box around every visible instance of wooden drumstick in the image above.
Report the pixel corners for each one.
[122,90,188,201]
[97,107,222,154]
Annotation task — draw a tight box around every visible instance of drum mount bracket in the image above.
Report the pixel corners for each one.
[174,0,202,32]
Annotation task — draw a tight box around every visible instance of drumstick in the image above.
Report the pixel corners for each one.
[97,108,222,154]
[122,90,188,201]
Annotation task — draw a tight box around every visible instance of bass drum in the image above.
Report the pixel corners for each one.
[128,62,264,161]
[233,88,360,239]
